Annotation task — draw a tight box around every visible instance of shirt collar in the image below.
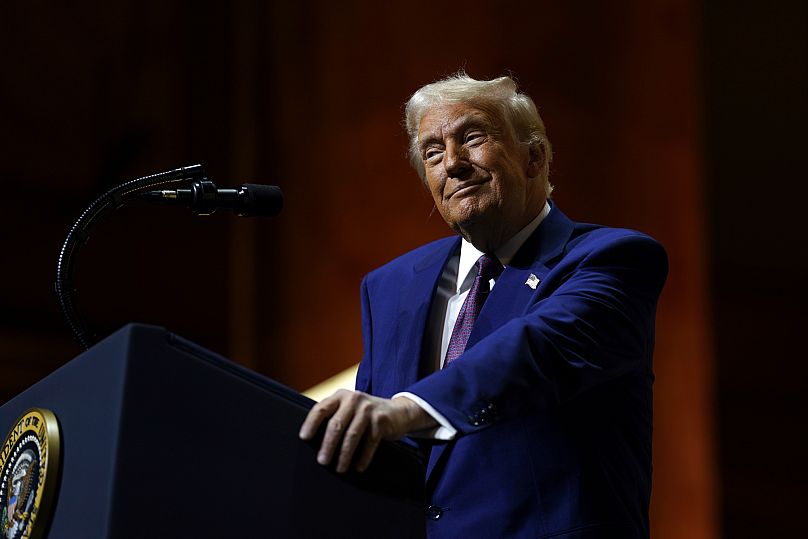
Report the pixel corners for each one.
[455,201,551,293]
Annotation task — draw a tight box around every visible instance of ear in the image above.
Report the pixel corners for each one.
[526,143,544,178]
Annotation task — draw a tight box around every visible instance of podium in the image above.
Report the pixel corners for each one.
[0,324,426,538]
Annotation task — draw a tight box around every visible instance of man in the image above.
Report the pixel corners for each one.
[299,73,668,538]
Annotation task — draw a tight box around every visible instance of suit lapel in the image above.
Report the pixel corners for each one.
[467,205,574,349]
[390,238,461,390]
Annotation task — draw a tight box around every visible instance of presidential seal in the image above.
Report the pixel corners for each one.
[0,409,60,539]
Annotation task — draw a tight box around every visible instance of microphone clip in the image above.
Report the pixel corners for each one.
[172,179,235,216]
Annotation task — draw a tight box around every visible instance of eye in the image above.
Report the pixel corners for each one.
[464,131,485,144]
[424,147,444,163]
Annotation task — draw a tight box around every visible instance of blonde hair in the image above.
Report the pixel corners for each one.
[404,72,553,195]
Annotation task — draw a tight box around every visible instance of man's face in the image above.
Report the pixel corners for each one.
[417,102,544,248]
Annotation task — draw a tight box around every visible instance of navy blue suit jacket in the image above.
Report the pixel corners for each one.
[355,206,668,538]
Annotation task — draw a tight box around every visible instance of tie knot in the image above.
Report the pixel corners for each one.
[476,254,503,282]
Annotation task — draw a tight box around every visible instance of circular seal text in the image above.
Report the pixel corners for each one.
[0,409,60,539]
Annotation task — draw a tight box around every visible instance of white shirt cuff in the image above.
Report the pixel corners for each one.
[392,392,457,440]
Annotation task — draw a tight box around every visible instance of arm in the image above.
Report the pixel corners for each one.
[407,233,668,434]
[299,276,437,473]
[300,233,667,469]
[298,390,435,473]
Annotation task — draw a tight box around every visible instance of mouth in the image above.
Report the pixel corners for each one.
[449,180,487,199]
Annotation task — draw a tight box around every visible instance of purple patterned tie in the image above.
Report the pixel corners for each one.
[444,254,503,366]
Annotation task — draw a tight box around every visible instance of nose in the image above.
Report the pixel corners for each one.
[444,141,471,178]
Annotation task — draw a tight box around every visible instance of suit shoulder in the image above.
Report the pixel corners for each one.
[364,236,458,283]
[564,224,668,274]
[570,224,664,253]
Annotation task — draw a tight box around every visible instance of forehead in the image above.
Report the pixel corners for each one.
[417,102,503,142]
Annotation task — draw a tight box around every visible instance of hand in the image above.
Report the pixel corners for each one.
[298,390,436,473]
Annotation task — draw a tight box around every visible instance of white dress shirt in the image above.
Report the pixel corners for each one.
[394,202,551,439]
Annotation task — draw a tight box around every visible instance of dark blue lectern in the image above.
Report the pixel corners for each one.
[0,324,426,538]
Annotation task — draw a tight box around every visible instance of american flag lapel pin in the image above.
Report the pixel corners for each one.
[525,273,540,290]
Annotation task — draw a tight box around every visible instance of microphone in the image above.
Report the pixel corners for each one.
[140,180,283,217]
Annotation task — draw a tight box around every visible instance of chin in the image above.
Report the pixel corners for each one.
[450,212,494,238]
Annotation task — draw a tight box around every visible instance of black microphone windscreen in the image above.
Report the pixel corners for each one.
[240,184,283,216]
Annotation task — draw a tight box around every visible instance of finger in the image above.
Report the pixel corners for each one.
[355,422,382,473]
[299,396,340,440]
[336,413,370,474]
[317,402,357,466]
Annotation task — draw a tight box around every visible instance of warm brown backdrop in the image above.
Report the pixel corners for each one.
[2,1,806,536]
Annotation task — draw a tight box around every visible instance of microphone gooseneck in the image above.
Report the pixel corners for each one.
[55,165,283,350]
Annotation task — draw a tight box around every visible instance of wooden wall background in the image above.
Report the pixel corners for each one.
[2,1,806,536]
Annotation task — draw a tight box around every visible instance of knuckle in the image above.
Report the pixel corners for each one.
[312,404,332,417]
[372,412,391,428]
[357,400,373,415]
[309,403,325,414]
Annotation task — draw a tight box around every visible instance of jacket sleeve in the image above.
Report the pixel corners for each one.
[354,275,373,394]
[403,232,668,436]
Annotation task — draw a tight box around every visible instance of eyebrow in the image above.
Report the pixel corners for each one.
[417,113,492,151]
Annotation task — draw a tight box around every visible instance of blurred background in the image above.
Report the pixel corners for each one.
[1,1,806,537]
